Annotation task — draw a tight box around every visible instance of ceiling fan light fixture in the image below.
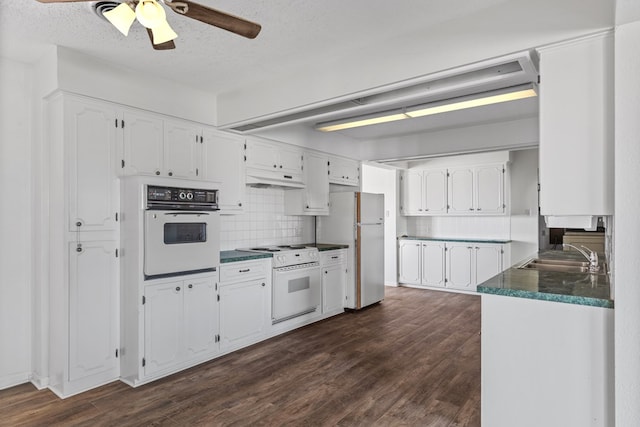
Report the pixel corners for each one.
[151,20,179,44]
[136,0,167,29]
[103,2,136,36]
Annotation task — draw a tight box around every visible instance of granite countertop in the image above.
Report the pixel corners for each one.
[220,250,273,263]
[399,236,512,244]
[477,250,613,309]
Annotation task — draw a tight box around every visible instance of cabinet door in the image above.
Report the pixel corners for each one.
[304,152,330,212]
[219,279,269,351]
[164,119,200,179]
[66,98,119,232]
[398,241,421,284]
[184,278,218,358]
[401,170,423,215]
[446,244,474,290]
[421,242,446,287]
[245,139,280,172]
[448,168,474,214]
[202,130,245,213]
[474,244,503,285]
[329,157,360,186]
[279,146,304,176]
[144,281,184,376]
[68,241,119,382]
[475,165,504,214]
[423,169,448,214]
[323,264,346,313]
[122,110,164,176]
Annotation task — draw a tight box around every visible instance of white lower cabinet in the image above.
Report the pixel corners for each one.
[398,239,506,291]
[320,250,347,314]
[219,259,272,352]
[142,276,218,378]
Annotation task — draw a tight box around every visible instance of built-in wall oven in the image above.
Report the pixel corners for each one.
[144,185,220,279]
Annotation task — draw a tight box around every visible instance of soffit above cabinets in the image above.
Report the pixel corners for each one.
[226,51,539,139]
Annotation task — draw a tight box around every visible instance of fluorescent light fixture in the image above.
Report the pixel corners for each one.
[136,0,167,29]
[315,84,537,132]
[151,20,178,44]
[103,3,136,36]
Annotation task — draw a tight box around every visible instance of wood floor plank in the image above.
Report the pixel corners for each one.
[0,286,481,426]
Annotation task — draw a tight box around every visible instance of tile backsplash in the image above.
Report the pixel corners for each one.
[220,187,314,250]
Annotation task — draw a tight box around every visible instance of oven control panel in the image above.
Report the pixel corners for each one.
[146,185,218,211]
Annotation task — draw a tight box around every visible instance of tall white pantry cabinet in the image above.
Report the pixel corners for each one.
[45,93,120,398]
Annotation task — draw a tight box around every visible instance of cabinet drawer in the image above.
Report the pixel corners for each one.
[320,250,346,266]
[220,259,270,283]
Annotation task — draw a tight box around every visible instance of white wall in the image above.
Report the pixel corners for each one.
[0,57,33,389]
[509,149,540,264]
[362,163,398,285]
[614,19,640,427]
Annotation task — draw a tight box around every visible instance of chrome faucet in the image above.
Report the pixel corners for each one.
[563,243,600,273]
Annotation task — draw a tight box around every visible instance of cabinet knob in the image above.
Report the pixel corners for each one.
[261,283,266,287]
[76,244,82,253]
[418,209,423,211]
[477,208,482,211]
[168,171,173,177]
[175,286,181,291]
[238,202,242,207]
[279,165,283,169]
[273,164,277,168]
[469,208,474,211]
[155,170,160,176]
[75,221,82,227]
[188,284,193,289]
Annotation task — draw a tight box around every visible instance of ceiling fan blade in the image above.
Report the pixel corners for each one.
[166,1,261,39]
[146,28,176,50]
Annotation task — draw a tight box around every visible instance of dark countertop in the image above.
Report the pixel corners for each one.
[301,243,349,251]
[477,250,613,309]
[220,250,273,264]
[400,236,512,244]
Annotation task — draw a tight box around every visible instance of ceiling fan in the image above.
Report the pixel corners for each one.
[36,0,262,50]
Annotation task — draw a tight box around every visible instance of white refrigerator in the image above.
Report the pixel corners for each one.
[317,192,385,309]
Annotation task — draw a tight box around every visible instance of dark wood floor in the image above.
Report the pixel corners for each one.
[0,286,481,427]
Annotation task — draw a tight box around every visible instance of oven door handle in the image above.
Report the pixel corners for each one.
[164,212,210,216]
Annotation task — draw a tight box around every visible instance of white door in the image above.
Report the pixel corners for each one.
[245,139,280,172]
[279,146,303,176]
[144,281,184,376]
[475,244,503,285]
[398,241,421,284]
[184,277,218,358]
[423,169,448,214]
[122,109,164,176]
[202,130,245,213]
[163,119,200,179]
[323,264,346,313]
[446,244,474,290]
[66,97,119,232]
[359,223,385,307]
[401,170,423,215]
[448,168,474,214]
[421,242,446,287]
[219,279,269,351]
[475,165,505,214]
[68,241,119,382]
[304,152,330,211]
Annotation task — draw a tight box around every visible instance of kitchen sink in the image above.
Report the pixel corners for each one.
[518,258,607,274]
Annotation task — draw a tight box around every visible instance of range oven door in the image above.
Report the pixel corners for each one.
[144,210,220,279]
[272,263,321,323]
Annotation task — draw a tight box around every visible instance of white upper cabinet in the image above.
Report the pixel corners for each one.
[284,151,330,215]
[121,109,164,177]
[163,119,201,179]
[121,112,200,179]
[538,32,613,217]
[400,169,447,215]
[202,130,245,213]
[448,164,505,215]
[328,156,360,186]
[65,96,119,233]
[245,138,304,185]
